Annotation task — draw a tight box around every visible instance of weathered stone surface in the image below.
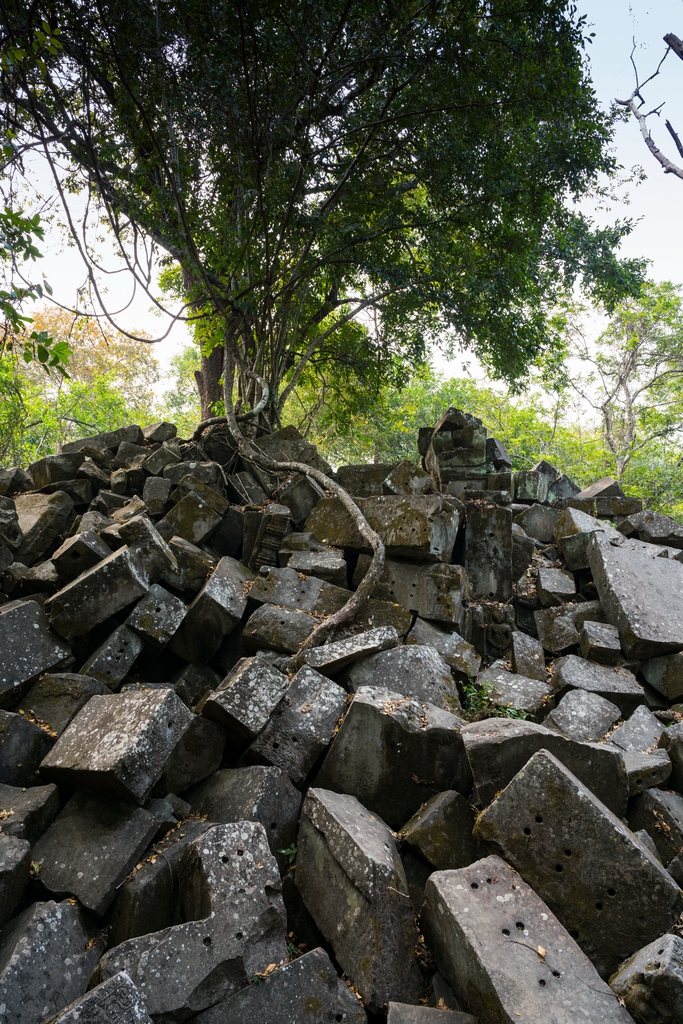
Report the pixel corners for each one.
[144,421,177,443]
[588,530,683,659]
[641,652,683,700]
[62,424,143,454]
[621,748,672,796]
[353,556,470,632]
[406,618,479,679]
[306,494,461,562]
[97,823,287,1020]
[287,548,347,586]
[0,599,72,707]
[542,688,621,743]
[513,503,562,544]
[400,790,480,870]
[0,709,54,785]
[156,491,223,545]
[242,603,318,654]
[247,666,346,785]
[659,721,683,792]
[337,463,402,497]
[534,599,606,654]
[0,899,101,1024]
[79,625,145,688]
[171,663,220,708]
[52,530,111,582]
[553,654,644,715]
[41,689,193,804]
[510,630,545,681]
[512,524,536,581]
[577,476,624,499]
[464,502,512,602]
[609,705,664,753]
[153,715,225,795]
[316,686,471,829]
[421,856,632,1024]
[125,584,187,650]
[108,819,210,946]
[553,506,618,570]
[142,474,173,514]
[579,619,622,665]
[0,466,33,496]
[48,972,153,1024]
[33,791,158,915]
[610,932,683,1023]
[29,453,83,489]
[202,656,291,745]
[513,469,549,504]
[186,766,301,869]
[296,788,422,1012]
[477,665,554,719]
[344,645,463,713]
[470,602,516,660]
[536,566,577,606]
[18,672,110,735]
[474,750,682,977]
[384,459,433,496]
[169,556,253,664]
[303,626,399,674]
[253,424,333,475]
[627,788,683,865]
[0,833,30,925]
[161,536,217,594]
[619,509,683,550]
[15,490,74,566]
[194,946,367,1024]
[0,781,59,842]
[273,473,326,527]
[163,461,226,493]
[462,718,629,815]
[388,1006,477,1024]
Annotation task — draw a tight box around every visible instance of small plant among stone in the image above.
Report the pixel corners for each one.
[461,679,530,722]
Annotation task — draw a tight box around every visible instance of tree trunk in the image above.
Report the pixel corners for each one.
[194,346,224,420]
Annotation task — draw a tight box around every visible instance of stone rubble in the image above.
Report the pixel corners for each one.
[3,407,683,1022]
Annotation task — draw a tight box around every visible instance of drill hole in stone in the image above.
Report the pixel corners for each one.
[552,971,560,978]
[291,735,298,742]
[221,855,228,863]
[535,815,543,823]
[523,827,531,835]
[569,929,579,939]
[486,878,493,884]
[595,902,603,910]
[270,822,277,830]
[538,979,546,987]
[272,742,280,749]
[237,850,244,856]
[470,882,478,889]
[203,936,212,946]
[607,888,616,896]
[564,849,571,857]
[236,932,243,940]
[515,922,525,931]
[502,928,510,936]
[658,949,665,955]
[555,864,563,872]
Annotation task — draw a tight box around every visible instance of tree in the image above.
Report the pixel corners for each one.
[617,33,683,182]
[0,0,646,431]
[563,282,683,482]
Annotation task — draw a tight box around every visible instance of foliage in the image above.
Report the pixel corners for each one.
[160,345,202,438]
[277,844,297,865]
[0,0,646,426]
[460,679,531,721]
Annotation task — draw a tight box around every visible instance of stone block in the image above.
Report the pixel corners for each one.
[171,663,220,708]
[62,424,143,454]
[487,435,512,470]
[353,555,470,631]
[659,721,683,792]
[610,932,683,1023]
[0,781,59,842]
[579,619,622,665]
[542,688,621,743]
[226,470,268,504]
[273,473,326,525]
[28,453,83,490]
[125,583,187,650]
[97,822,287,1020]
[344,645,463,713]
[161,535,216,593]
[475,750,682,978]
[169,556,253,664]
[553,654,644,715]
[202,656,291,745]
[33,791,158,914]
[477,664,554,719]
[142,475,173,514]
[48,972,153,1024]
[0,466,33,496]
[514,504,562,543]
[336,463,397,496]
[536,566,577,606]
[18,672,110,735]
[534,600,606,654]
[247,666,347,785]
[0,899,101,1024]
[588,530,683,659]
[316,686,471,829]
[14,490,75,566]
[242,503,292,572]
[0,709,54,786]
[464,502,512,602]
[384,459,433,495]
[406,619,479,678]
[303,626,399,674]
[186,765,301,869]
[548,473,581,501]
[193,947,367,1024]
[421,855,632,1024]
[78,625,144,688]
[553,506,618,570]
[389,1007,477,1024]
[0,599,72,708]
[306,494,462,563]
[513,469,549,503]
[400,790,481,870]
[144,420,177,443]
[208,506,244,558]
[609,705,664,753]
[511,630,545,681]
[627,787,683,865]
[162,460,225,492]
[156,491,223,545]
[0,833,30,925]
[51,530,111,582]
[287,548,347,586]
[41,689,193,804]
[153,715,225,795]
[622,749,672,796]
[641,652,683,700]
[619,508,683,550]
[470,602,515,660]
[461,718,629,815]
[253,424,333,475]
[169,475,229,516]
[242,603,317,654]
[296,788,422,1012]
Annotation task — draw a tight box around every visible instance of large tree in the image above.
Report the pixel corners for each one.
[0,0,644,430]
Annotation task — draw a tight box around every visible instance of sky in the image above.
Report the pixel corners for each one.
[21,0,683,380]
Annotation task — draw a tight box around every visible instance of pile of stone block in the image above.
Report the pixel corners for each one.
[1,411,683,1023]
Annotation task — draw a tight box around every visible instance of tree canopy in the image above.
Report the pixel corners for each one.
[0,0,646,428]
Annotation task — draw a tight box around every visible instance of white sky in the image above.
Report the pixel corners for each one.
[22,0,683,381]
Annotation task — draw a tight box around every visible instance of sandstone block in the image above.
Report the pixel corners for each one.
[169,556,253,664]
[0,833,30,926]
[353,556,470,632]
[48,972,153,1024]
[610,932,683,1024]
[553,654,644,715]
[0,599,72,707]
[0,709,54,786]
[18,672,110,735]
[542,688,620,743]
[202,656,291,745]
[344,645,463,713]
[15,490,74,566]
[0,781,59,843]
